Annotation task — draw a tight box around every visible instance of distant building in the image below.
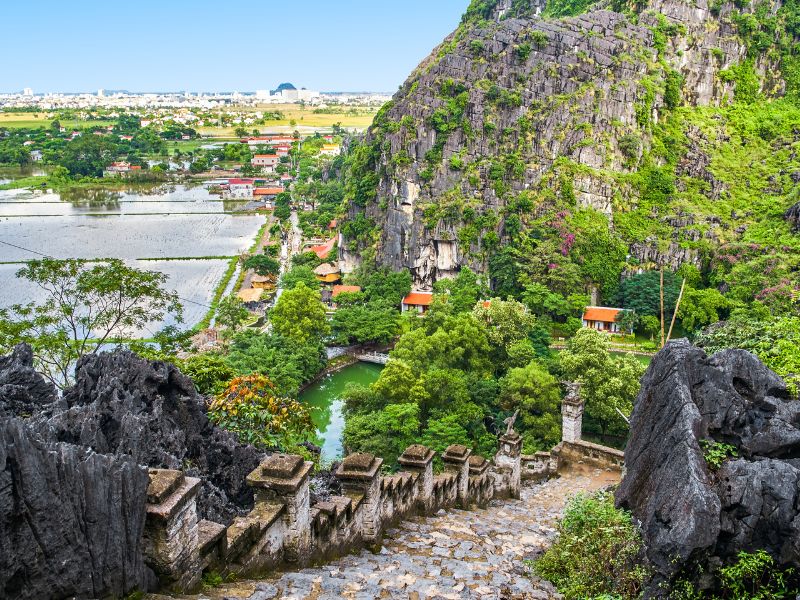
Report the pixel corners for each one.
[320,144,341,156]
[251,154,281,173]
[581,306,623,333]
[246,136,294,148]
[224,178,254,199]
[314,263,341,284]
[104,161,142,177]
[29,150,42,162]
[309,238,335,260]
[23,88,33,97]
[402,292,434,314]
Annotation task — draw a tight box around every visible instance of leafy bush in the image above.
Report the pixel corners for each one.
[208,375,314,451]
[700,440,738,470]
[535,491,651,599]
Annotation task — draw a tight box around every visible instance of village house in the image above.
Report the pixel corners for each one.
[581,306,623,333]
[223,178,255,199]
[320,143,341,156]
[309,237,335,260]
[401,291,434,314]
[245,135,294,148]
[237,288,264,303]
[251,154,281,173]
[104,161,142,177]
[331,285,361,305]
[250,274,276,290]
[29,150,42,162]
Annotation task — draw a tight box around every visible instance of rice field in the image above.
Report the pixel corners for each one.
[0,184,265,333]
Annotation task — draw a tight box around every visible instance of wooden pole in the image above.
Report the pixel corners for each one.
[660,268,665,348]
[666,278,686,344]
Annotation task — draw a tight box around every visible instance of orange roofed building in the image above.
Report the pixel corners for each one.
[402,291,434,314]
[582,306,623,333]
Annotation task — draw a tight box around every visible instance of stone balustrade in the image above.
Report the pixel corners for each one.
[142,384,625,594]
[142,437,523,592]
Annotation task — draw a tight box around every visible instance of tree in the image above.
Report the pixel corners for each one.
[433,267,488,313]
[243,254,280,277]
[678,287,729,332]
[330,301,401,345]
[180,352,235,395]
[216,296,250,334]
[281,265,320,290]
[615,309,638,335]
[616,270,681,317]
[234,126,250,138]
[499,360,562,451]
[472,298,536,373]
[560,328,646,437]
[640,315,661,339]
[269,283,330,343]
[208,374,314,450]
[0,259,182,387]
[57,135,119,177]
[343,403,420,466]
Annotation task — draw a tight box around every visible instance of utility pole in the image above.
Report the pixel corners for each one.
[666,278,686,344]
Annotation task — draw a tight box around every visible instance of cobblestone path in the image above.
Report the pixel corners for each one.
[175,468,619,600]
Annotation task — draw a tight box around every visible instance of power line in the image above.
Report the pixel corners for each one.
[0,239,215,309]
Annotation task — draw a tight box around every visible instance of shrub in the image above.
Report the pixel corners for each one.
[208,375,315,450]
[700,440,738,470]
[535,491,651,599]
[618,133,641,161]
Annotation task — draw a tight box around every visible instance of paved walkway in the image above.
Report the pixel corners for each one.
[188,468,619,600]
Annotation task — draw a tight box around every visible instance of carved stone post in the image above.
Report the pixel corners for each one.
[143,469,202,593]
[398,444,435,514]
[246,453,313,564]
[468,455,492,508]
[335,452,384,544]
[442,444,471,509]
[561,381,584,443]
[495,431,523,499]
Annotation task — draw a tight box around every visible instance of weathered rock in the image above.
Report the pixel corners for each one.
[616,340,800,595]
[0,417,153,599]
[33,349,264,524]
[786,201,800,232]
[0,344,57,418]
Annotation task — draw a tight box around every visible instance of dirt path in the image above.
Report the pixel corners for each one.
[183,468,619,600]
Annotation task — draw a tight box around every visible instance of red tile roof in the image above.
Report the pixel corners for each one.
[332,285,361,298]
[310,238,335,259]
[402,292,434,306]
[254,187,284,196]
[582,307,622,323]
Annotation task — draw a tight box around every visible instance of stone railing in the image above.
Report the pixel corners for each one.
[142,434,524,592]
[142,384,624,594]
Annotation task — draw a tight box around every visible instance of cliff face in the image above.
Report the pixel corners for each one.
[341,0,799,290]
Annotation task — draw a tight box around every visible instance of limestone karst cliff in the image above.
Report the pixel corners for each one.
[340,0,800,292]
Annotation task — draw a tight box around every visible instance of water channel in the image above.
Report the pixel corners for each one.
[299,362,383,462]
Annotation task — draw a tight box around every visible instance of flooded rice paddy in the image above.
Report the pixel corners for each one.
[0,179,264,334]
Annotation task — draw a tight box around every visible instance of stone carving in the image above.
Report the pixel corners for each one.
[503,409,519,436]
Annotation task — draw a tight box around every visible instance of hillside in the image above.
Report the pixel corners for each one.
[339,0,800,308]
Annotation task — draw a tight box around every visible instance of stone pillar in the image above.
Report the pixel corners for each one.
[495,431,523,499]
[246,453,313,564]
[468,455,492,508]
[335,452,384,544]
[143,469,202,593]
[561,381,584,443]
[442,444,471,509]
[398,444,435,514]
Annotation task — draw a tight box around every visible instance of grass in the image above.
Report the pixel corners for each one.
[0,113,114,129]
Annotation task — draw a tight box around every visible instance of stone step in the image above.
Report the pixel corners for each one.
[146,469,184,505]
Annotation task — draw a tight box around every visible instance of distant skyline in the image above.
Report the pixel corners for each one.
[1,1,470,94]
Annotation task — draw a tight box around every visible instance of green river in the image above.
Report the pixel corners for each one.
[300,362,383,462]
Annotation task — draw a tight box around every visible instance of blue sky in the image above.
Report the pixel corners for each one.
[1,0,470,93]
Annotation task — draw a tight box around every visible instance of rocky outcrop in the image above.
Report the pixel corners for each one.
[786,201,800,232]
[340,0,767,285]
[616,340,800,595]
[29,349,264,524]
[0,417,153,599]
[0,344,57,418]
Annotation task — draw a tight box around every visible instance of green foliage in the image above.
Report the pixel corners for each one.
[208,375,315,451]
[534,491,651,599]
[616,270,680,318]
[664,70,684,109]
[179,353,235,396]
[0,258,182,388]
[331,300,401,345]
[281,265,320,290]
[718,550,796,599]
[269,283,330,344]
[433,267,489,313]
[560,328,645,436]
[499,360,561,451]
[243,254,280,276]
[543,0,596,18]
[700,439,739,471]
[215,296,250,335]
[225,331,325,397]
[343,402,421,466]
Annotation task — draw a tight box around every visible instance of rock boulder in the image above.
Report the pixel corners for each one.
[616,340,800,595]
